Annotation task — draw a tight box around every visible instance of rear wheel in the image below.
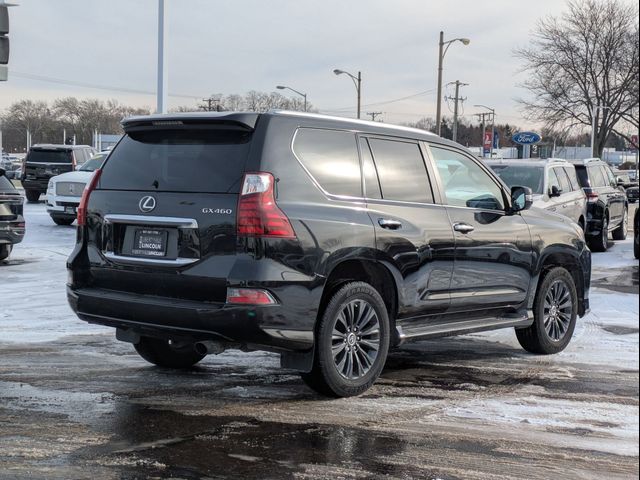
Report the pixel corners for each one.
[612,209,628,241]
[51,215,75,226]
[588,214,609,252]
[301,282,390,397]
[134,336,206,369]
[0,244,12,261]
[516,267,578,354]
[25,190,41,203]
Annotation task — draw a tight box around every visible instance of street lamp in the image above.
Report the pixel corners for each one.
[474,104,496,158]
[276,85,308,112]
[333,69,362,119]
[436,31,470,136]
[591,104,610,157]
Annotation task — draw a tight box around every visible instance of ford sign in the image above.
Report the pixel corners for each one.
[512,132,542,145]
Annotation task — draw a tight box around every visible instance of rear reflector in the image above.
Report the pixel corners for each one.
[77,169,102,226]
[226,288,277,305]
[237,172,295,238]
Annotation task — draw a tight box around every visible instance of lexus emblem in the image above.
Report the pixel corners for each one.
[139,196,157,213]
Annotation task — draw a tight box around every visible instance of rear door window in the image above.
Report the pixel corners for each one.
[564,167,580,190]
[27,149,73,163]
[589,166,606,187]
[359,138,382,199]
[292,128,361,197]
[368,138,433,203]
[553,167,572,193]
[99,129,252,193]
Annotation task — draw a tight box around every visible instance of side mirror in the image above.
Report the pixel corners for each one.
[511,186,533,212]
[549,185,562,197]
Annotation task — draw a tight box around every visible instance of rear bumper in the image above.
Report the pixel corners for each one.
[67,286,314,352]
[22,178,49,192]
[0,220,25,245]
[46,192,80,215]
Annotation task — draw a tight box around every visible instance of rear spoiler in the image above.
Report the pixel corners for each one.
[122,112,260,133]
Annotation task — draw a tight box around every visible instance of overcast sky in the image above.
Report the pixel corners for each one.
[2,0,571,127]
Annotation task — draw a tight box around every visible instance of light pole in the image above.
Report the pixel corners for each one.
[156,0,168,114]
[333,69,361,119]
[436,32,470,137]
[590,104,610,157]
[276,85,308,112]
[474,104,495,158]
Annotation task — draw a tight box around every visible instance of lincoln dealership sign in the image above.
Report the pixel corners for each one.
[512,132,542,145]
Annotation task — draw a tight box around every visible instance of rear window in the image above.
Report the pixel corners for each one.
[27,149,72,164]
[99,129,251,193]
[489,164,544,194]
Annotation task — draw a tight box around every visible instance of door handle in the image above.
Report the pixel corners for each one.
[378,218,402,230]
[453,222,475,234]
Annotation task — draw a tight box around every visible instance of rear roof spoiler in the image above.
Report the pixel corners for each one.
[121,112,260,133]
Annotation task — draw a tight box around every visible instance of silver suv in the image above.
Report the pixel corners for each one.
[486,158,587,230]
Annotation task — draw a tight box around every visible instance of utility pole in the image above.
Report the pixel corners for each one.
[366,112,382,122]
[200,95,222,112]
[156,0,168,114]
[445,80,467,142]
[473,111,490,157]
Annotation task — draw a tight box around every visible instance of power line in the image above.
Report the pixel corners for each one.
[327,88,437,112]
[11,71,202,99]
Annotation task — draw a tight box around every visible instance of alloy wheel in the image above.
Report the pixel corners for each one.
[543,279,573,341]
[331,299,381,380]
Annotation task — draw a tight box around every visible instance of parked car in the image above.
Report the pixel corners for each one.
[21,144,97,203]
[612,170,639,189]
[46,153,108,225]
[67,111,591,397]
[634,208,639,260]
[485,158,587,230]
[0,168,25,261]
[569,158,628,252]
[625,185,638,203]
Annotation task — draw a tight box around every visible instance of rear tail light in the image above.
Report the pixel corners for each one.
[226,288,277,305]
[586,191,599,203]
[237,172,295,238]
[77,168,102,226]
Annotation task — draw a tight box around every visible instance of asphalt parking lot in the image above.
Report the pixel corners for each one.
[0,202,638,480]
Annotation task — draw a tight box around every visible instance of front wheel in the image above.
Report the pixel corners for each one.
[301,282,390,397]
[133,336,205,369]
[611,209,628,241]
[516,267,578,354]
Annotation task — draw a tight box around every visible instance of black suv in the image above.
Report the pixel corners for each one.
[569,158,628,252]
[0,168,25,261]
[21,144,96,203]
[67,112,591,397]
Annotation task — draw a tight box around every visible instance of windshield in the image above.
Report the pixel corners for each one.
[27,149,73,164]
[79,154,107,172]
[489,164,545,194]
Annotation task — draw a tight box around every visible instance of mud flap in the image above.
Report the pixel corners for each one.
[280,348,314,372]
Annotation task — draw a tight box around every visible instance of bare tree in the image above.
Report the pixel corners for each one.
[515,0,639,156]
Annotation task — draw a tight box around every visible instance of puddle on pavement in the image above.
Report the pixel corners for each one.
[600,325,639,335]
[592,266,639,294]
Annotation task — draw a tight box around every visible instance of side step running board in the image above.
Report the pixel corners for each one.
[396,310,534,345]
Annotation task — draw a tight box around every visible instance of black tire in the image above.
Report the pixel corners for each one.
[133,336,206,369]
[611,209,628,241]
[588,214,609,252]
[516,267,578,355]
[634,229,639,260]
[301,282,390,397]
[0,244,11,261]
[25,190,41,203]
[51,215,75,226]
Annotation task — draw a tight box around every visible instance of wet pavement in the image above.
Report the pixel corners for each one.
[0,203,638,479]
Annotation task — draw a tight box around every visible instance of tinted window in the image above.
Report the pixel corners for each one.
[574,165,589,187]
[368,138,432,203]
[100,129,251,193]
[554,168,572,193]
[27,149,73,164]
[564,167,580,190]
[431,146,504,210]
[589,165,606,187]
[489,164,544,194]
[293,128,361,197]
[359,138,382,199]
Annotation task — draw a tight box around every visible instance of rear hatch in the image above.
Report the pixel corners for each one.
[24,147,74,181]
[86,118,257,302]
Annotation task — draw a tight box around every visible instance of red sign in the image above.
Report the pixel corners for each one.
[483,131,492,154]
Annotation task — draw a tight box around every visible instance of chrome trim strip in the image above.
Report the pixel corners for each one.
[103,252,197,266]
[103,214,198,228]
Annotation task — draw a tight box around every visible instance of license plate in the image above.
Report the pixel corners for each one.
[64,206,75,214]
[132,229,167,257]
